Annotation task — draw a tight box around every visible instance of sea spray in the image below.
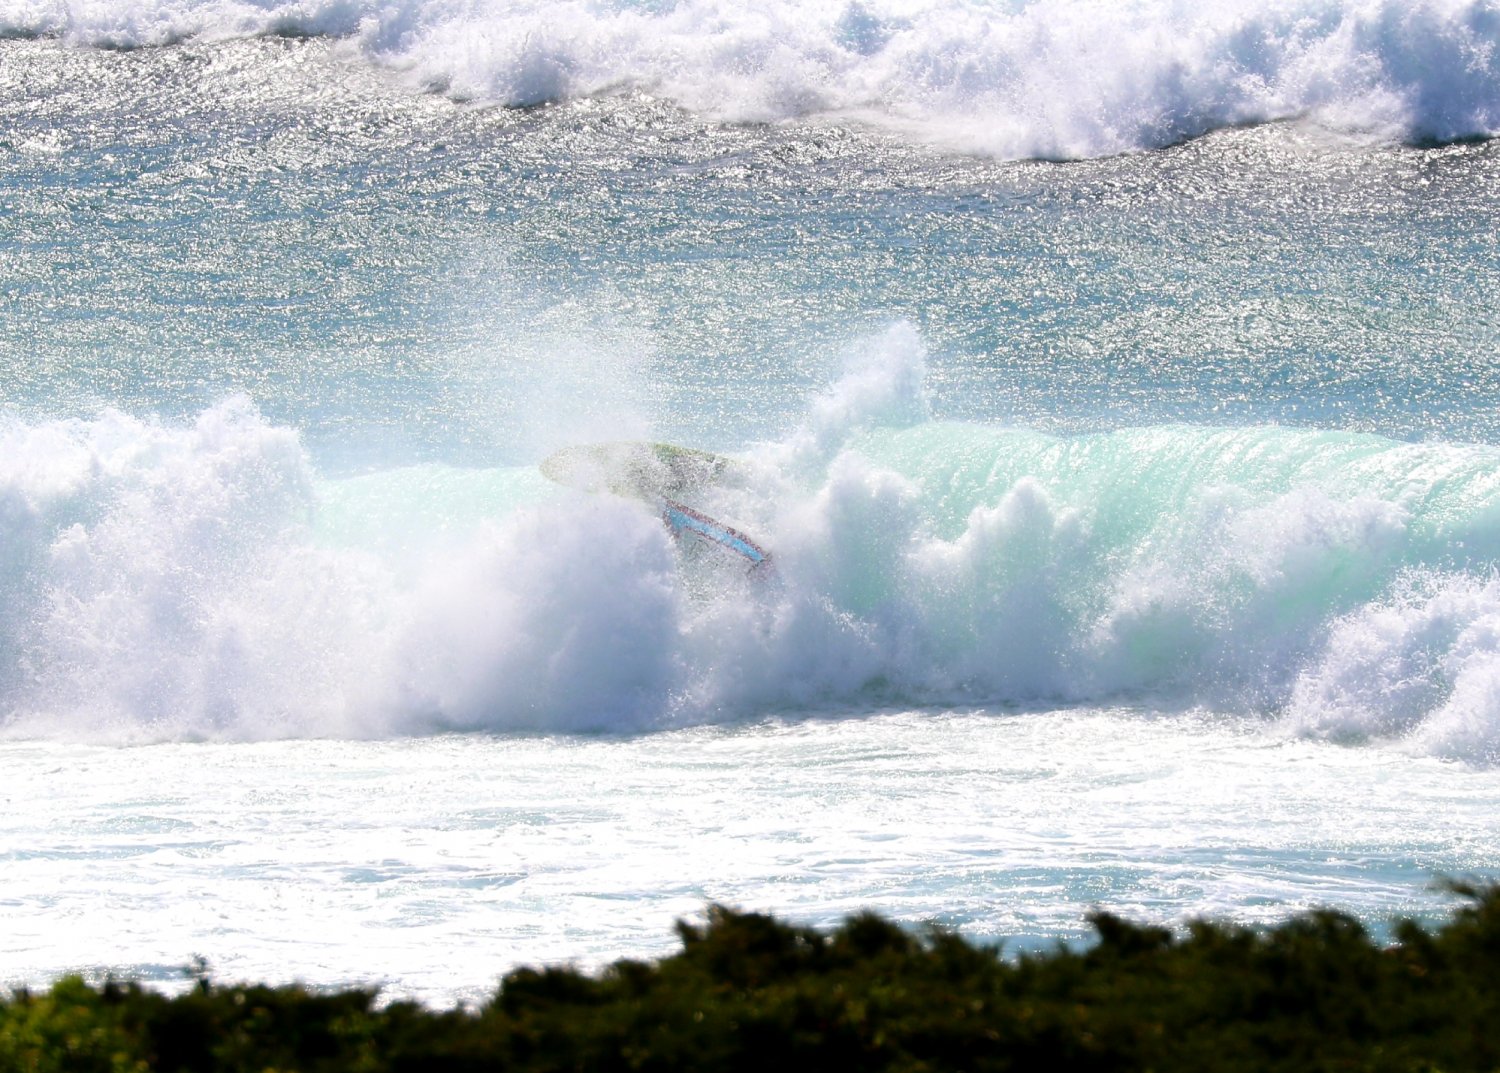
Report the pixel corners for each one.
[6,332,1500,756]
[0,400,380,740]
[385,496,682,734]
[1284,573,1500,761]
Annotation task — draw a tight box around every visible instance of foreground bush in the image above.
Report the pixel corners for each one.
[4,883,1500,1072]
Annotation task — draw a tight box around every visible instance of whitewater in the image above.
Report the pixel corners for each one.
[2,0,1499,1006]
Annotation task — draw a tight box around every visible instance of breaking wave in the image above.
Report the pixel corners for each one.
[3,0,1497,158]
[5,324,1500,762]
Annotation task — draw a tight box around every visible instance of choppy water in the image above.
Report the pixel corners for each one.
[2,0,1499,1005]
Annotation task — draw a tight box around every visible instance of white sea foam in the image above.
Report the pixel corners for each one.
[383,497,682,734]
[2,0,1495,158]
[3,711,1494,1005]
[1284,574,1500,762]
[6,328,1500,758]
[0,399,381,740]
[0,400,683,740]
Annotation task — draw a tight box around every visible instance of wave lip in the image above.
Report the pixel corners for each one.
[5,0,1497,157]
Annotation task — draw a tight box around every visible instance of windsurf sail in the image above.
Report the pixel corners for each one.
[539,441,734,501]
[539,441,771,570]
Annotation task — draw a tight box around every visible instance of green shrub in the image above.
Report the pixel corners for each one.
[4,884,1500,1072]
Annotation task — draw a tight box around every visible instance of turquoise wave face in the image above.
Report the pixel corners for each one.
[797,419,1500,724]
[4,372,1500,761]
[851,422,1500,564]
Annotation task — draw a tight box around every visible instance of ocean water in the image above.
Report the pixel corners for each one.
[2,0,1500,1006]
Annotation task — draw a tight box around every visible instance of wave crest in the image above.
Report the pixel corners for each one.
[6,331,1500,762]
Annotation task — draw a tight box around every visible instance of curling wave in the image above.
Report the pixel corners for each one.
[4,326,1500,761]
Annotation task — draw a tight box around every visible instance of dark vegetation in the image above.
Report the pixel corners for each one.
[5,882,1500,1072]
